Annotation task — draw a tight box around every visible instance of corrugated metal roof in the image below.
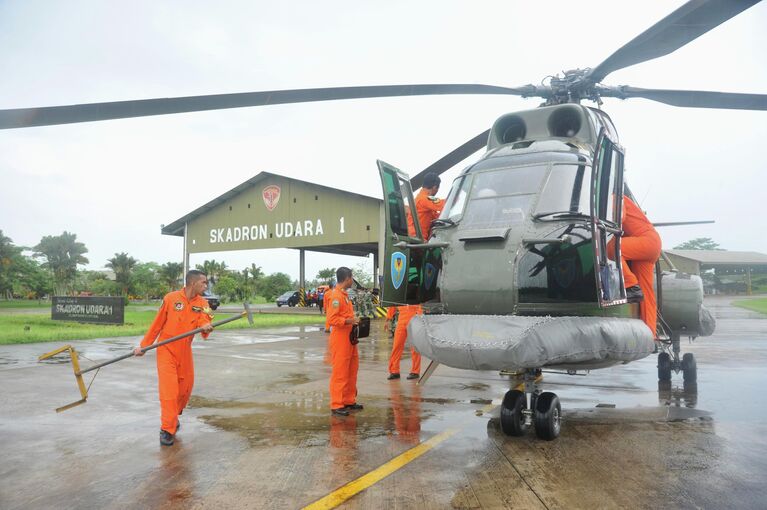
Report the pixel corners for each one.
[161,171,381,237]
[666,250,767,265]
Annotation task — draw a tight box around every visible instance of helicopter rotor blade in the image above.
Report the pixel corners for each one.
[0,84,536,130]
[653,220,715,227]
[600,86,767,110]
[409,129,490,190]
[586,0,761,84]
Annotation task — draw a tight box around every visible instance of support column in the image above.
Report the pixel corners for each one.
[298,249,306,306]
[373,251,380,290]
[183,222,190,277]
[747,266,753,296]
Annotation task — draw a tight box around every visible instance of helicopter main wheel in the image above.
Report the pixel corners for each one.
[534,392,561,440]
[682,353,697,383]
[658,352,672,381]
[500,389,527,436]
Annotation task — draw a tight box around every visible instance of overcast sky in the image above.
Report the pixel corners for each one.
[1,0,765,281]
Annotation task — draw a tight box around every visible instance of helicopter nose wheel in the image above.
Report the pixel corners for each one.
[500,369,561,440]
[682,353,697,383]
[657,352,672,381]
[500,390,527,436]
[534,392,561,440]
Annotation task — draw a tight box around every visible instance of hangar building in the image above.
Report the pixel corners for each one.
[161,172,384,291]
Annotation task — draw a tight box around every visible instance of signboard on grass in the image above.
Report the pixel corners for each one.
[51,296,125,325]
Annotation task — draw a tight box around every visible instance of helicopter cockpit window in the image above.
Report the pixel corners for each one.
[534,163,592,218]
[461,165,546,229]
[440,175,472,222]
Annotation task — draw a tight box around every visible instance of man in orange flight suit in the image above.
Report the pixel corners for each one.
[408,173,444,240]
[385,305,422,380]
[607,195,662,338]
[326,267,361,416]
[134,270,213,446]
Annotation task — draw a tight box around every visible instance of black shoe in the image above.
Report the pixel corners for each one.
[626,285,644,303]
[331,408,350,416]
[160,430,174,446]
[387,373,401,380]
[406,373,419,380]
[345,403,364,410]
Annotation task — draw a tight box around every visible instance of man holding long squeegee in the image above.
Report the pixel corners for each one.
[134,269,214,446]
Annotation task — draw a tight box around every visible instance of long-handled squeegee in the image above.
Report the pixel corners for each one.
[39,311,247,412]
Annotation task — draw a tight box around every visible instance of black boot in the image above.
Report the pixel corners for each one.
[387,373,401,380]
[160,430,174,446]
[331,408,350,416]
[626,285,644,303]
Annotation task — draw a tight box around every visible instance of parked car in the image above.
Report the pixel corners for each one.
[202,290,220,310]
[276,291,301,307]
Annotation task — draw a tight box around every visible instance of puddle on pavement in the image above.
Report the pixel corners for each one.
[189,395,261,410]
[190,392,441,447]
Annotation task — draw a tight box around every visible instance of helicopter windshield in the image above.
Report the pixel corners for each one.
[534,163,593,220]
[440,175,472,222]
[459,165,547,229]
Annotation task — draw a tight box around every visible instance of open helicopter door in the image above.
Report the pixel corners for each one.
[377,160,429,306]
[592,130,627,306]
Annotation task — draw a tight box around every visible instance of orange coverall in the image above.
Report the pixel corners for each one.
[326,288,359,410]
[607,196,662,336]
[388,305,422,375]
[407,189,444,240]
[141,289,211,434]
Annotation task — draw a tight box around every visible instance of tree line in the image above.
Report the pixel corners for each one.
[0,230,308,302]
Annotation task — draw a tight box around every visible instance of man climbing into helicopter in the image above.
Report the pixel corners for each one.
[408,172,444,240]
[607,195,662,340]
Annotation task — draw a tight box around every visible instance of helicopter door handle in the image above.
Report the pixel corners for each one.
[523,235,573,245]
[393,241,449,249]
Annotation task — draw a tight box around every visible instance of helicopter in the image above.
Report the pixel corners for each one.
[1,0,765,440]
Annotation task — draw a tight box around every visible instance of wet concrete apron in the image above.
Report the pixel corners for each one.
[1,295,765,509]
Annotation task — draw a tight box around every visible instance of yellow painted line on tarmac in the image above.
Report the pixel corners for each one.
[303,403,496,509]
[303,427,458,510]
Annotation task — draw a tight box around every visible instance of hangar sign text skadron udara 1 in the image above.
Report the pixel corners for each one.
[52,296,125,325]
[209,218,328,244]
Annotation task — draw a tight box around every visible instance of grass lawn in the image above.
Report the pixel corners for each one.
[732,297,767,315]
[0,311,322,345]
[0,300,54,309]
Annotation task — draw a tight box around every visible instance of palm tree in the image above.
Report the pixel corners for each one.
[159,262,184,292]
[196,259,227,286]
[34,231,89,296]
[106,252,138,297]
[0,230,23,299]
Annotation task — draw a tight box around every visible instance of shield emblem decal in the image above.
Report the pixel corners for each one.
[391,252,407,290]
[262,185,281,211]
[424,262,437,289]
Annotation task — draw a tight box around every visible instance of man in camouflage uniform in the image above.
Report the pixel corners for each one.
[351,288,376,319]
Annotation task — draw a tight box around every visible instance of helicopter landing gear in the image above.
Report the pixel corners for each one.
[500,369,561,440]
[657,332,697,383]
